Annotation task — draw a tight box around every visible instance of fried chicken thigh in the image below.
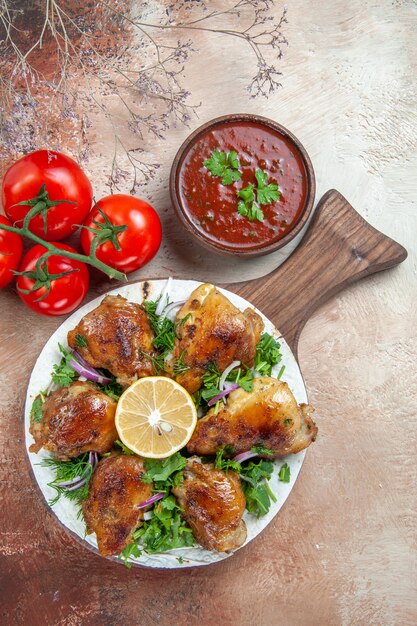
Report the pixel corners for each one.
[166,283,264,394]
[29,381,117,459]
[68,295,155,387]
[173,458,247,552]
[83,455,152,557]
[187,376,318,457]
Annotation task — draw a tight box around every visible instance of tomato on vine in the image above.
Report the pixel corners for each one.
[80,194,162,274]
[0,215,23,288]
[2,150,93,241]
[16,243,89,316]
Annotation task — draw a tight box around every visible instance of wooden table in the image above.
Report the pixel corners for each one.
[1,1,416,624]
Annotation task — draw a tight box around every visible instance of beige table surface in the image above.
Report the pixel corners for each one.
[0,1,416,624]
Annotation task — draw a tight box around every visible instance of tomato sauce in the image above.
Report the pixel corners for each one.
[178,121,308,250]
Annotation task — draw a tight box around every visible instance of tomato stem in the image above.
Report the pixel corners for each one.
[0,219,127,283]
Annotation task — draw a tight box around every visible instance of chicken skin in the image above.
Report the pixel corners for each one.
[166,283,264,394]
[173,458,247,552]
[187,376,318,458]
[68,295,155,388]
[29,381,117,460]
[83,455,152,557]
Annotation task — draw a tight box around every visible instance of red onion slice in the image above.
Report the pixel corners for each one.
[207,383,239,407]
[219,361,241,391]
[163,300,186,319]
[135,492,165,509]
[70,351,112,384]
[233,450,260,463]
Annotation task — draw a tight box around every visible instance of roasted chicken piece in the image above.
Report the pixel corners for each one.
[166,283,264,394]
[67,294,155,388]
[29,381,117,460]
[172,457,247,552]
[187,376,318,457]
[83,455,152,557]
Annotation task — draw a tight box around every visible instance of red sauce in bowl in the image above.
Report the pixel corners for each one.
[177,120,308,251]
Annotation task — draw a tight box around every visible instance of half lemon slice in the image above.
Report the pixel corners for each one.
[115,377,198,459]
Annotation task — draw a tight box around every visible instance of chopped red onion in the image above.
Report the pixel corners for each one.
[207,383,240,407]
[219,361,241,391]
[70,351,112,384]
[233,450,260,463]
[136,492,165,509]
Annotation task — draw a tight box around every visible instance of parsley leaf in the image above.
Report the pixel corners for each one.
[279,462,291,483]
[143,453,187,486]
[51,344,78,387]
[237,184,264,222]
[254,333,283,377]
[99,377,123,401]
[30,391,46,423]
[255,169,280,205]
[203,150,242,185]
[251,443,274,456]
[240,459,276,518]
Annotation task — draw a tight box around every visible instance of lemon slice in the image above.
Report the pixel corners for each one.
[115,377,198,459]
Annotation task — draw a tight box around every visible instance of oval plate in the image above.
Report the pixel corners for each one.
[25,279,308,568]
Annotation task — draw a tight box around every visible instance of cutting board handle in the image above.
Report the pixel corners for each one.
[233,189,407,358]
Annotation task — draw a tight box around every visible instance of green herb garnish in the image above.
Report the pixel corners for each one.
[115,439,136,456]
[143,298,177,373]
[237,169,280,222]
[119,453,193,566]
[214,448,276,518]
[119,495,195,566]
[240,459,276,517]
[100,377,123,401]
[40,453,94,506]
[75,334,88,348]
[251,443,274,456]
[172,349,190,375]
[30,390,46,423]
[237,184,264,222]
[203,150,242,185]
[254,333,283,377]
[51,344,78,387]
[143,452,188,487]
[195,363,254,411]
[278,462,291,483]
[255,169,280,205]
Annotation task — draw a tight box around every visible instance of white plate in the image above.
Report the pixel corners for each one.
[24,279,308,568]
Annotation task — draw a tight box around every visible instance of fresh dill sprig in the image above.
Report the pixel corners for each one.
[40,453,94,506]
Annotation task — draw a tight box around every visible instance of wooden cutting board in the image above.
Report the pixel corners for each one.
[225,190,407,358]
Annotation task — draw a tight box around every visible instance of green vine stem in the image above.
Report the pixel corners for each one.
[0,199,127,284]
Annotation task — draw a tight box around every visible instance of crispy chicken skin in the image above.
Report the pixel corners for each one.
[29,381,117,460]
[166,283,264,394]
[187,376,318,458]
[83,455,152,557]
[67,294,155,387]
[173,458,247,552]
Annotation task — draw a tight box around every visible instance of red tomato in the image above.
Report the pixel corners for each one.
[2,150,93,241]
[16,243,89,316]
[0,215,23,288]
[80,194,162,274]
